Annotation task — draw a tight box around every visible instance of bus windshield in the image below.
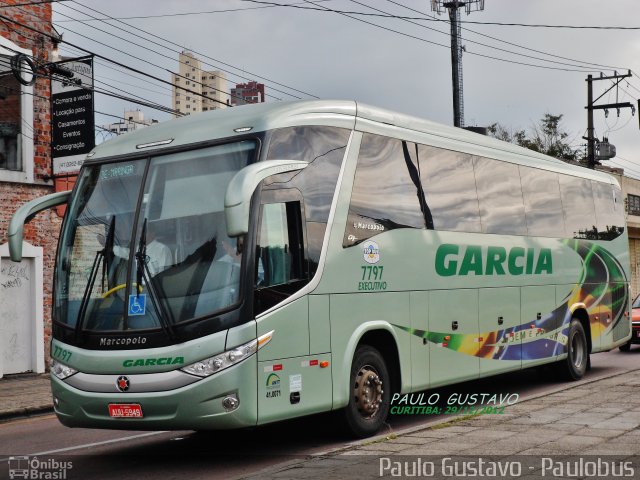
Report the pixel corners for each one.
[55,140,256,333]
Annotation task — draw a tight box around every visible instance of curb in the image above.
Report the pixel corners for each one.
[236,366,640,479]
[0,405,54,423]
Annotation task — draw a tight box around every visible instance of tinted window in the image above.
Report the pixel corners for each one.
[559,176,597,239]
[257,203,295,287]
[266,126,350,223]
[520,166,565,237]
[592,181,624,240]
[418,145,481,233]
[473,157,526,235]
[265,126,350,269]
[344,134,426,246]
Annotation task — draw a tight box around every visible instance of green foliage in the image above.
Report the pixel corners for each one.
[488,113,579,161]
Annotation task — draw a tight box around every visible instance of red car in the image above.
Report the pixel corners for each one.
[620,294,640,351]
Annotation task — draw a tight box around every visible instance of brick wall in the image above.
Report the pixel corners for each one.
[0,1,58,363]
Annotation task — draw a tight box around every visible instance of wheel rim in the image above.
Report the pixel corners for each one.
[571,331,585,369]
[353,364,383,419]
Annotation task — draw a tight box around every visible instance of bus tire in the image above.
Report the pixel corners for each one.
[342,345,391,438]
[619,342,631,352]
[559,318,588,381]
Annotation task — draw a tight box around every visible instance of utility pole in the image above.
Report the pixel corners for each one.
[431,0,484,128]
[584,71,634,168]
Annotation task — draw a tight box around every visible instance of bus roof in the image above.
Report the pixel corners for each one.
[87,100,617,186]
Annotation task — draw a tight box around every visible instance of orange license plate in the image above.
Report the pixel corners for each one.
[108,404,143,418]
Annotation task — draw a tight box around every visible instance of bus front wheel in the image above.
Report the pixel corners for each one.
[559,318,588,381]
[343,345,391,438]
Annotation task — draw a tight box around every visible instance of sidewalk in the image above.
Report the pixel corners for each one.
[0,374,52,421]
[246,368,640,479]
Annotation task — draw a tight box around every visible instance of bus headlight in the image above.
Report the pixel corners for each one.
[51,359,78,380]
[181,330,274,378]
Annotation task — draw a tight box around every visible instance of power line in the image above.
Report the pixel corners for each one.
[242,1,640,30]
[458,21,640,30]
[0,40,182,117]
[243,0,629,74]
[5,49,185,116]
[384,0,626,73]
[52,0,335,22]
[60,43,175,97]
[0,11,230,109]
[49,15,232,107]
[295,0,601,73]
[68,0,318,99]
[6,4,232,108]
[1,0,68,7]
[54,6,253,104]
[349,0,607,74]
[609,159,640,178]
[95,110,158,128]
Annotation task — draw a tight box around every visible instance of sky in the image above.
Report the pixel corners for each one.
[52,0,640,176]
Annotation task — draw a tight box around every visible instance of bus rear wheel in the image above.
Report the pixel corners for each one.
[343,345,391,438]
[559,318,588,381]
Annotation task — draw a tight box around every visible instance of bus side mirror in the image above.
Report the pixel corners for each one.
[8,190,71,262]
[224,160,307,237]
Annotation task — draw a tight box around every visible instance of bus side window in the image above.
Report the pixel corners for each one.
[344,134,426,247]
[254,200,307,314]
[559,176,597,239]
[592,181,625,240]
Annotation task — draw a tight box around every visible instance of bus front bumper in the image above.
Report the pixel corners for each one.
[51,357,258,431]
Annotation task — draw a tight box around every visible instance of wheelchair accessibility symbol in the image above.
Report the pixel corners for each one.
[128,294,147,316]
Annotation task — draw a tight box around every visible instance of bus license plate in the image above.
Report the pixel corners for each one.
[108,404,143,418]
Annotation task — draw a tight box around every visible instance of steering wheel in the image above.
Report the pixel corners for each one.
[101,283,143,299]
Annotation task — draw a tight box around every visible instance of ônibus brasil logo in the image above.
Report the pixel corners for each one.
[8,456,73,479]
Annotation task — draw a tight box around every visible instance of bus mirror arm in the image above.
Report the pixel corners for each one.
[224,160,308,237]
[8,190,71,262]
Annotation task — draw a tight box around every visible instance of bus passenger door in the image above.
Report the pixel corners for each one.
[428,289,480,388]
[254,194,332,423]
[479,287,521,376]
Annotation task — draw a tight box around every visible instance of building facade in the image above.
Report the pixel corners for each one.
[171,51,227,116]
[102,110,159,136]
[230,81,265,106]
[611,173,640,299]
[0,1,59,376]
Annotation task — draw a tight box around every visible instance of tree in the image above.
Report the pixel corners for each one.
[488,113,579,161]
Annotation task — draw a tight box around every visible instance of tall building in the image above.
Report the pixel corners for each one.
[102,110,159,136]
[172,51,227,116]
[230,81,265,106]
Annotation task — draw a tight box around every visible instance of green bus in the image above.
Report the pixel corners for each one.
[9,100,631,437]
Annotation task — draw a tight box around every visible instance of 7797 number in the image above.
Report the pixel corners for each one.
[361,265,384,281]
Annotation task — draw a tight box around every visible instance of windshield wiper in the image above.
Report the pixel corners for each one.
[75,216,115,339]
[134,218,175,339]
[101,216,116,292]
